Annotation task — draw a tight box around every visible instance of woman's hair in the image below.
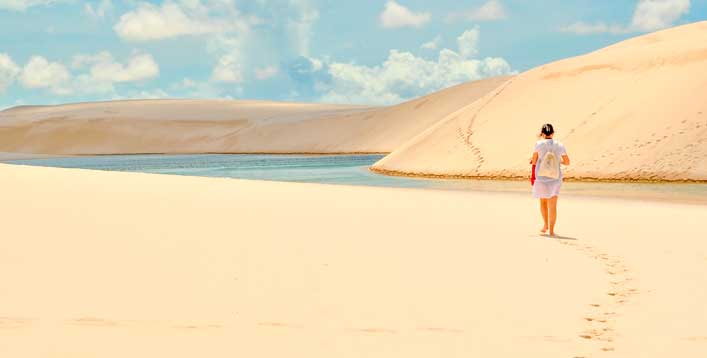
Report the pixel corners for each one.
[540,123,555,137]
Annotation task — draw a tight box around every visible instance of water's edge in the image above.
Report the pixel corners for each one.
[369,166,707,184]
[5,154,707,205]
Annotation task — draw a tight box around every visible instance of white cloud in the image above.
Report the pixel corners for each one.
[71,51,159,91]
[71,51,113,69]
[114,1,257,87]
[563,0,690,35]
[211,53,243,83]
[19,56,71,95]
[113,1,316,89]
[255,66,279,80]
[319,28,514,105]
[14,51,160,97]
[84,0,113,19]
[114,1,250,41]
[287,0,319,56]
[380,0,430,29]
[0,0,63,11]
[458,28,480,58]
[71,73,115,95]
[631,0,690,31]
[0,53,20,93]
[205,33,244,84]
[85,52,159,83]
[421,36,441,50]
[448,0,507,22]
[470,0,507,20]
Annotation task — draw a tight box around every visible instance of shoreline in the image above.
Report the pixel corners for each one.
[369,166,707,184]
[2,159,706,206]
[4,151,706,184]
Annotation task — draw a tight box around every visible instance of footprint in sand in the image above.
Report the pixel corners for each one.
[554,238,639,355]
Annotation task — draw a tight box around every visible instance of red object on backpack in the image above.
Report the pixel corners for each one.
[531,164,536,186]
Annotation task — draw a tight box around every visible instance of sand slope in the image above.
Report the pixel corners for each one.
[373,22,707,181]
[0,152,64,161]
[0,77,510,155]
[1,164,706,357]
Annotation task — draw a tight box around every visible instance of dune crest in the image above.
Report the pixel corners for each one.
[0,77,510,155]
[372,21,707,181]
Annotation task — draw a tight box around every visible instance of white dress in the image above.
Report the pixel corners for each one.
[532,139,567,199]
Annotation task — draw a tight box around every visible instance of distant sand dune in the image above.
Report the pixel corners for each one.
[3,23,707,181]
[373,21,707,181]
[0,77,511,155]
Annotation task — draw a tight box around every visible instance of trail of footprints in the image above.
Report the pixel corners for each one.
[456,121,485,173]
[588,117,706,179]
[455,80,515,174]
[556,239,639,355]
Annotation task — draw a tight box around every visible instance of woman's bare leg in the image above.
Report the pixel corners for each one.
[548,196,558,236]
[539,199,549,233]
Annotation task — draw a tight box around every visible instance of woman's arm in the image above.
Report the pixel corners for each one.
[530,152,539,165]
[562,154,570,165]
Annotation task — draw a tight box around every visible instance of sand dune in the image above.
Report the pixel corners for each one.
[0,77,510,155]
[1,163,705,357]
[373,22,707,181]
[0,152,64,161]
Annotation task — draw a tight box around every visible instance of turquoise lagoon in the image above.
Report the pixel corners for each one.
[6,154,707,204]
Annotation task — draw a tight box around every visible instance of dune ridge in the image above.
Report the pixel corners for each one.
[0,77,511,156]
[372,21,707,182]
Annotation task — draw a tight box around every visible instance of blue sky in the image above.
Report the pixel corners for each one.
[0,0,705,108]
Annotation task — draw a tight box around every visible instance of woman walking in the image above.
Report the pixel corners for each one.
[530,124,570,236]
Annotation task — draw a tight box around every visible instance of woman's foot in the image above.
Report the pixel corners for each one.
[540,226,548,234]
[548,231,556,237]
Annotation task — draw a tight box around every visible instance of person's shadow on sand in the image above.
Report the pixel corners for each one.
[539,234,578,241]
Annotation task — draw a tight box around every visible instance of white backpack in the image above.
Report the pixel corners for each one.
[537,142,560,179]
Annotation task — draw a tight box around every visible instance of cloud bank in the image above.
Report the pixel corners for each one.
[562,0,690,35]
[316,28,514,105]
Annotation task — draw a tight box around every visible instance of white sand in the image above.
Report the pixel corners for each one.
[0,77,511,155]
[1,164,705,357]
[373,21,707,181]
